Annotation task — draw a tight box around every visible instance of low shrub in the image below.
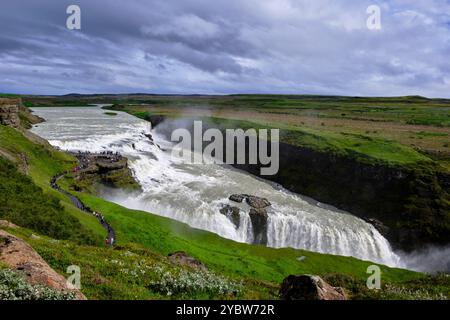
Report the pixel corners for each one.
[0,269,76,300]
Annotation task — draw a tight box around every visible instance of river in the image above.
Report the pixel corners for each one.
[31,106,403,268]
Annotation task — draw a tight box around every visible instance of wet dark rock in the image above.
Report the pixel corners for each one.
[246,196,271,209]
[219,205,240,229]
[363,217,390,236]
[144,132,154,142]
[228,194,271,243]
[229,194,245,203]
[249,208,268,245]
[279,275,347,300]
[168,251,208,271]
[229,194,271,209]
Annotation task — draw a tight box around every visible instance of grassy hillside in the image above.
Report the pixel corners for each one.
[0,157,97,244]
[0,125,105,244]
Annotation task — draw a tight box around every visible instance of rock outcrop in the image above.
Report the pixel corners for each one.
[219,205,240,229]
[248,208,269,245]
[227,194,271,245]
[279,275,347,300]
[246,196,271,209]
[72,152,141,191]
[229,194,245,203]
[0,229,86,300]
[168,251,208,271]
[0,98,20,128]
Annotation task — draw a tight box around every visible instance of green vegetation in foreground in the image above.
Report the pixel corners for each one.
[0,267,76,300]
[0,157,96,243]
[5,223,449,300]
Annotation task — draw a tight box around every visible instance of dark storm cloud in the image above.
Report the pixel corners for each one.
[0,0,449,96]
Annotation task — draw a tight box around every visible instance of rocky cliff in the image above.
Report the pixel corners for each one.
[0,98,21,127]
[234,141,450,251]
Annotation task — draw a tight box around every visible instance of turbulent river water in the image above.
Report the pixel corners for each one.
[31,106,406,268]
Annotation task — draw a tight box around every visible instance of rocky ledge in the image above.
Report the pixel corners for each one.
[219,194,272,245]
[71,151,141,192]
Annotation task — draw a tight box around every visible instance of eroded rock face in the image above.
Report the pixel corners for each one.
[168,251,208,272]
[0,229,86,300]
[219,205,240,229]
[249,208,269,245]
[0,98,20,128]
[227,194,272,245]
[279,275,347,300]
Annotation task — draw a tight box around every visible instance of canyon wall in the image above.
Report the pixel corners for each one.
[151,116,450,252]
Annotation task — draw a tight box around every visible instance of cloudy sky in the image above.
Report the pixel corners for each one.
[0,0,449,97]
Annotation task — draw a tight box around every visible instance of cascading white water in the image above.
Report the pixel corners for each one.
[31,106,403,268]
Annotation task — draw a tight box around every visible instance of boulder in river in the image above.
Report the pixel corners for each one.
[219,205,240,229]
[229,194,246,203]
[229,194,271,209]
[279,275,347,300]
[246,195,271,209]
[249,208,268,245]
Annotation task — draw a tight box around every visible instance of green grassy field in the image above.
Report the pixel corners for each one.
[102,94,449,171]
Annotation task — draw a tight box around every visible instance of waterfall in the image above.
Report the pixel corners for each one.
[31,106,403,268]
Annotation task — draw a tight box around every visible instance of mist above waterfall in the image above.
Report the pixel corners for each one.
[400,246,450,273]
